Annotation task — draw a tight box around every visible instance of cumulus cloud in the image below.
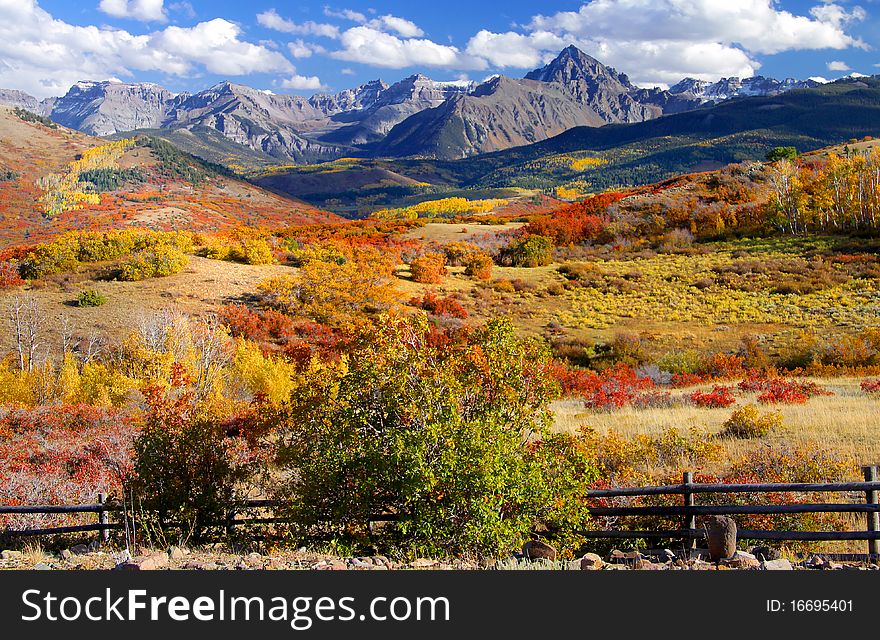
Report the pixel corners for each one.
[365,15,424,38]
[827,60,851,72]
[323,7,367,23]
[279,74,325,90]
[332,26,485,70]
[0,1,293,97]
[287,39,326,59]
[98,0,166,22]
[466,0,868,85]
[256,9,339,38]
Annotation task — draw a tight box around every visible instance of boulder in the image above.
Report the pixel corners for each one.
[522,540,557,562]
[722,551,760,569]
[579,553,605,570]
[168,546,186,560]
[704,515,737,561]
[0,550,22,561]
[69,544,90,556]
[119,552,169,571]
[762,559,793,571]
[609,549,641,564]
[59,549,72,560]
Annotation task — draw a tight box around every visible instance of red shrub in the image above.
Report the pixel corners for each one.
[551,362,655,409]
[861,379,880,394]
[0,261,24,288]
[738,376,833,404]
[670,372,705,388]
[525,192,623,246]
[689,385,737,408]
[409,292,468,319]
[699,352,746,379]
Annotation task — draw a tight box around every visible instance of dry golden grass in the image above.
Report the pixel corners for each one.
[402,222,523,244]
[552,377,880,469]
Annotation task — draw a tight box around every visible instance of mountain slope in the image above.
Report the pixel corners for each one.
[374,46,695,159]
[422,76,880,190]
[0,107,338,246]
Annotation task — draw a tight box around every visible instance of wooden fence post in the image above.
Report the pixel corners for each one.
[97,493,109,545]
[863,466,879,557]
[683,472,696,549]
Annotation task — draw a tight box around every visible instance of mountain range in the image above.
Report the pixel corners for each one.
[0,46,821,163]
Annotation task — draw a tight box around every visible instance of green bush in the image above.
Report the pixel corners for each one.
[503,234,554,267]
[0,166,18,182]
[120,244,189,281]
[13,107,56,128]
[77,289,107,307]
[766,146,797,162]
[719,404,782,439]
[275,316,596,557]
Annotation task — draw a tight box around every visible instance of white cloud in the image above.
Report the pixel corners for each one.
[465,0,868,85]
[340,67,355,75]
[366,15,424,38]
[0,1,293,97]
[288,39,326,59]
[256,9,339,38]
[98,0,166,22]
[466,31,566,69]
[827,60,851,72]
[332,26,485,70]
[323,7,367,23]
[279,74,325,90]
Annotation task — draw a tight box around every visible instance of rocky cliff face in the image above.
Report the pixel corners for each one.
[378,46,666,159]
[668,76,821,103]
[49,81,186,136]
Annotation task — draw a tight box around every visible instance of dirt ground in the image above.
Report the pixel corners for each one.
[0,256,293,352]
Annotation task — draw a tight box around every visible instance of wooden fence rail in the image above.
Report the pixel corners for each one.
[2,466,878,556]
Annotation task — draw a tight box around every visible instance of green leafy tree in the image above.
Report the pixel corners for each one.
[275,315,596,556]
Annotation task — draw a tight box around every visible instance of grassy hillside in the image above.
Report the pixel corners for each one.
[0,108,339,246]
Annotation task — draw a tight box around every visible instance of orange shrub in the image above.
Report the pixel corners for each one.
[410,253,447,284]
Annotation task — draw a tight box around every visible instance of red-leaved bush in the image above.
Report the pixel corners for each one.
[409,292,468,319]
[551,362,655,409]
[738,376,832,404]
[689,385,737,408]
[861,379,880,394]
[0,405,136,531]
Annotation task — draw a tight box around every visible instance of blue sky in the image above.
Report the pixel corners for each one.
[2,1,877,97]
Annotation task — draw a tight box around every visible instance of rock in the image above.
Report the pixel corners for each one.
[410,558,439,568]
[751,546,781,561]
[522,540,557,562]
[33,563,53,570]
[634,560,665,570]
[688,548,710,561]
[69,544,89,556]
[349,558,373,569]
[1,550,22,560]
[579,553,605,570]
[169,547,186,560]
[704,515,737,561]
[722,551,760,569]
[59,549,72,560]
[762,559,793,571]
[119,552,169,571]
[608,549,641,563]
[371,555,389,566]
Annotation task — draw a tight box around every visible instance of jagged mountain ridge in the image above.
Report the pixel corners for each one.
[0,46,823,162]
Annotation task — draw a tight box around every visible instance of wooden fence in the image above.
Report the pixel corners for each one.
[2,465,878,556]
